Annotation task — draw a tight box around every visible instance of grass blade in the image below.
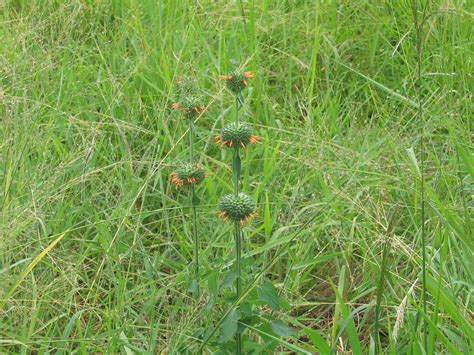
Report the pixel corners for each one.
[0,233,66,311]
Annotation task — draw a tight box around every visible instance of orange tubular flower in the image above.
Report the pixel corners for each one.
[248,135,260,145]
[221,70,255,94]
[171,173,185,189]
[172,96,208,119]
[170,163,206,190]
[216,122,260,151]
[192,106,207,114]
[217,210,229,222]
[218,193,256,224]
[239,211,258,225]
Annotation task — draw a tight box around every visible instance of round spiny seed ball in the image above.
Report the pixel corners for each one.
[181,96,204,119]
[176,163,206,182]
[225,72,248,94]
[171,163,206,189]
[219,193,256,222]
[220,122,252,148]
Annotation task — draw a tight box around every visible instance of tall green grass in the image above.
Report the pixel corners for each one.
[1,0,472,353]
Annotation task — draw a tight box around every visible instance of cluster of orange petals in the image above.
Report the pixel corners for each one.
[248,135,260,145]
[217,211,227,219]
[215,134,261,150]
[171,172,209,190]
[220,71,255,86]
[172,102,208,115]
[170,173,184,189]
[170,174,200,189]
[217,210,258,225]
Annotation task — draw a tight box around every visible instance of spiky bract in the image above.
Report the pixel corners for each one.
[171,163,206,189]
[172,95,207,119]
[218,192,256,223]
[220,71,255,94]
[217,122,259,149]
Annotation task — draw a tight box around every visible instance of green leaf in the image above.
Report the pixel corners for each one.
[336,60,418,108]
[60,310,84,342]
[207,271,219,296]
[57,310,85,355]
[279,294,292,311]
[119,331,135,355]
[303,326,331,353]
[188,279,198,294]
[220,271,238,290]
[258,282,280,310]
[425,274,474,340]
[234,152,241,177]
[331,265,346,343]
[249,323,311,354]
[292,252,342,270]
[425,185,471,252]
[414,303,462,355]
[219,308,240,343]
[333,285,363,355]
[0,233,66,311]
[406,147,421,176]
[270,320,296,337]
[192,194,200,206]
[239,301,253,317]
[264,192,272,237]
[449,126,474,180]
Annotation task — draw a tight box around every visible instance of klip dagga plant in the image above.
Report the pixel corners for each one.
[171,79,208,297]
[217,69,259,353]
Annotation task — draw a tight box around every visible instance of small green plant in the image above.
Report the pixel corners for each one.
[171,79,208,297]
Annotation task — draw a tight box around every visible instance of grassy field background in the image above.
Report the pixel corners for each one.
[1,0,472,353]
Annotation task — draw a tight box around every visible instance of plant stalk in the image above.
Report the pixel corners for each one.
[190,120,199,297]
[374,233,391,354]
[412,0,427,348]
[233,96,242,354]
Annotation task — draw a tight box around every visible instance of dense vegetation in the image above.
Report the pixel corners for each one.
[1,0,472,353]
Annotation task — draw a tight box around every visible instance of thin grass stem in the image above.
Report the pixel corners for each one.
[411,0,427,348]
[373,230,392,354]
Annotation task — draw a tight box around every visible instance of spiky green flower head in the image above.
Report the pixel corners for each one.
[220,71,255,94]
[172,95,207,119]
[216,122,260,149]
[171,163,206,189]
[218,192,256,223]
[172,77,207,119]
